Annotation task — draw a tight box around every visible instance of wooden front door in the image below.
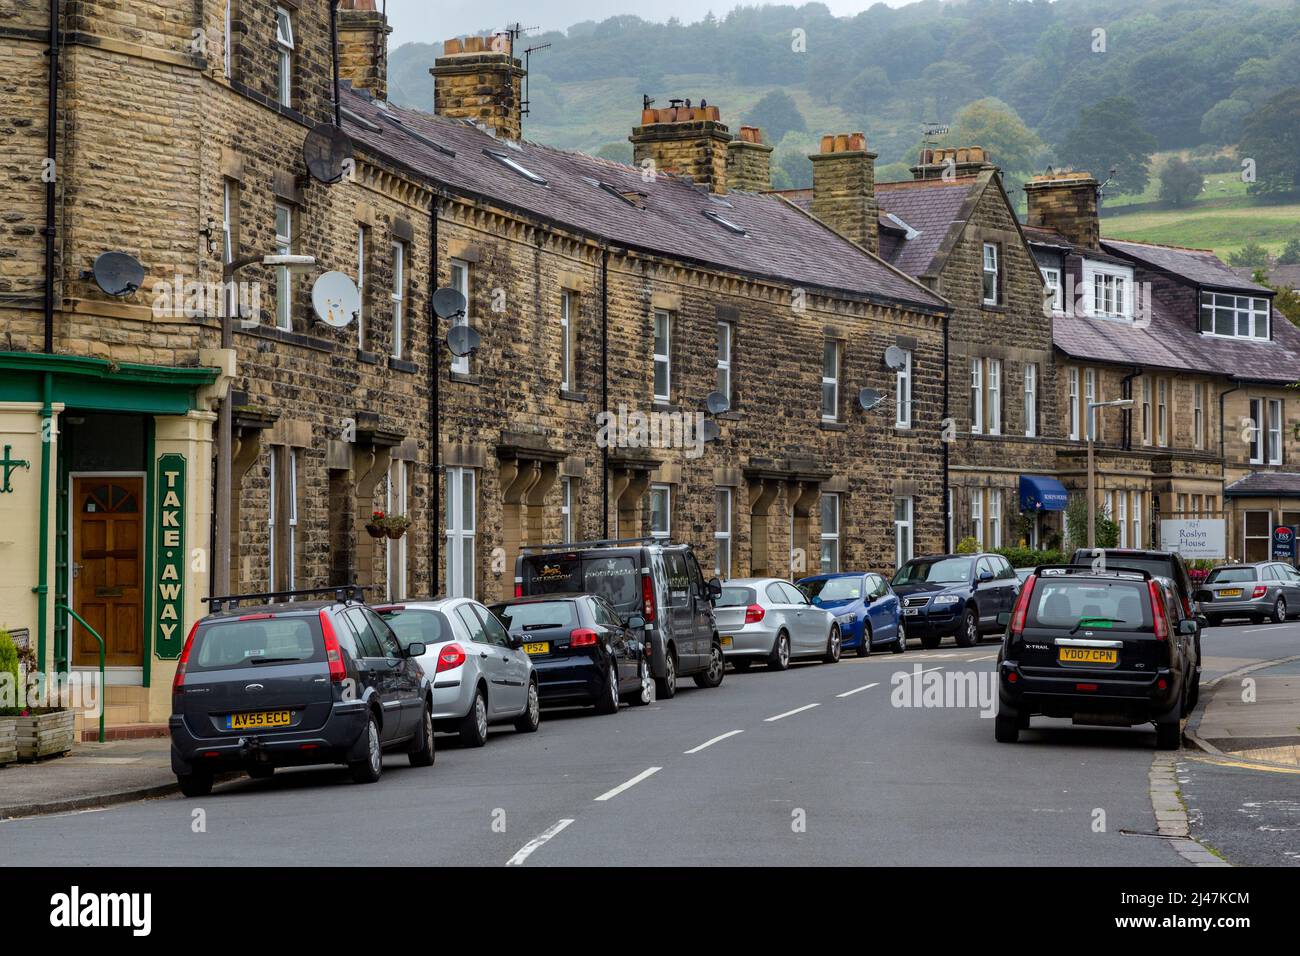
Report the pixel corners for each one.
[73,477,144,667]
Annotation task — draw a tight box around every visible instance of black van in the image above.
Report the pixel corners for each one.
[515,539,724,698]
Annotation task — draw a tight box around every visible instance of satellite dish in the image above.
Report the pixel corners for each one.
[701,419,721,443]
[303,123,354,185]
[311,271,361,328]
[432,286,467,319]
[858,387,885,412]
[447,324,481,357]
[90,251,144,297]
[884,345,908,370]
[705,391,730,415]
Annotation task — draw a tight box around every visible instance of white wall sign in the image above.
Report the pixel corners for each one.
[1160,519,1226,560]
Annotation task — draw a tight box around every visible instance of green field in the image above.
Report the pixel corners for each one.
[1101,196,1300,260]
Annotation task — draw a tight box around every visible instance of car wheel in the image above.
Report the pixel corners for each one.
[1155,696,1182,751]
[459,687,489,747]
[956,608,979,648]
[891,621,906,654]
[994,710,1020,744]
[1017,710,1030,730]
[767,631,791,671]
[857,623,872,658]
[247,764,274,780]
[920,633,941,650]
[596,663,620,715]
[349,712,383,783]
[693,642,725,688]
[624,660,652,706]
[177,772,213,797]
[823,626,842,664]
[514,680,541,733]
[655,649,678,699]
[1272,596,1287,624]
[408,699,435,767]
[731,658,752,672]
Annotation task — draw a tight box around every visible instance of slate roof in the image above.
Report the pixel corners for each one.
[338,88,946,313]
[1103,238,1273,294]
[1224,472,1300,497]
[1234,264,1300,291]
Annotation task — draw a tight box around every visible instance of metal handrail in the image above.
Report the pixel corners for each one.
[55,603,104,743]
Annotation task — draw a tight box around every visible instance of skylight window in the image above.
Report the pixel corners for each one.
[595,181,643,207]
[884,213,920,240]
[340,107,382,133]
[484,149,547,185]
[381,113,455,157]
[702,209,746,236]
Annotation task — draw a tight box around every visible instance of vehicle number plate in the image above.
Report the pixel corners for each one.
[226,710,291,730]
[1058,647,1117,665]
[522,642,550,655]
[720,635,732,647]
[1218,588,1242,598]
[904,608,920,616]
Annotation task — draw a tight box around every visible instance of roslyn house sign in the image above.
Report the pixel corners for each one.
[0,444,31,493]
[154,454,187,659]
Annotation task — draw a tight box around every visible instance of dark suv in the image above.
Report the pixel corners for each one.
[1070,548,1202,707]
[170,587,434,797]
[515,538,724,698]
[996,566,1199,749]
[890,553,1020,648]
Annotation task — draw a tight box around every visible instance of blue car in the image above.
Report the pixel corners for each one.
[796,572,906,656]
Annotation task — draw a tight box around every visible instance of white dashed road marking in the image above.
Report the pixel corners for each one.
[836,682,879,698]
[506,818,574,866]
[764,703,821,722]
[594,766,662,801]
[684,730,744,754]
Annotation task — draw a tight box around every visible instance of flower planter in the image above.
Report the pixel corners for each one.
[384,526,407,540]
[14,709,75,761]
[364,523,386,539]
[0,717,16,767]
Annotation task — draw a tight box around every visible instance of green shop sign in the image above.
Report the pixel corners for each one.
[154,453,187,659]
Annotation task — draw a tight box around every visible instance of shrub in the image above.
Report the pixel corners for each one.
[0,630,18,714]
[955,536,981,554]
[993,546,1063,569]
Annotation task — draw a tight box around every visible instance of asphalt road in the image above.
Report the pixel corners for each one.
[3,621,1295,867]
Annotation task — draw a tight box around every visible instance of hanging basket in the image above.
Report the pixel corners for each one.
[385,526,407,540]
[364,523,386,539]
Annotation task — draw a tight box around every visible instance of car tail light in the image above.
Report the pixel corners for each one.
[173,621,199,692]
[514,582,523,598]
[744,603,765,624]
[318,611,347,683]
[1148,581,1169,641]
[436,642,467,673]
[1075,683,1098,692]
[238,613,274,621]
[1252,585,1268,599]
[1009,574,1036,639]
[570,628,599,647]
[642,575,656,624]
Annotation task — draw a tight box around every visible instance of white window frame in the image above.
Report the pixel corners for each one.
[1118,491,1129,548]
[1131,491,1143,549]
[649,484,671,541]
[223,0,232,79]
[1157,379,1168,447]
[1199,292,1270,340]
[560,291,575,392]
[1041,266,1063,314]
[386,460,409,601]
[1249,398,1264,464]
[445,467,476,599]
[1141,377,1153,446]
[449,259,470,375]
[820,339,840,422]
[1023,363,1037,438]
[267,450,277,589]
[820,493,840,574]
[1084,368,1097,440]
[1193,382,1204,449]
[1082,260,1135,320]
[390,240,405,359]
[982,242,999,306]
[1068,368,1079,440]
[286,448,297,589]
[1267,398,1283,465]
[970,358,983,434]
[716,321,732,405]
[946,488,954,553]
[715,488,732,579]
[986,358,1002,436]
[654,310,672,403]
[988,490,1002,549]
[561,476,575,544]
[894,496,914,568]
[274,203,292,330]
[970,489,984,549]
[356,225,367,349]
[895,348,913,429]
[275,6,294,108]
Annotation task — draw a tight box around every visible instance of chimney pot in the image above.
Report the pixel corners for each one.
[808,132,879,253]
[631,98,732,194]
[431,33,526,140]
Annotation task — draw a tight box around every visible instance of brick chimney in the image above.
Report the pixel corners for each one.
[808,132,878,254]
[1024,170,1100,250]
[727,126,773,192]
[630,101,731,194]
[431,34,526,140]
[910,145,995,181]
[336,1,392,100]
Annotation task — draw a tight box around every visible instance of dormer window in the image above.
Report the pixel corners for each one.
[1082,260,1134,320]
[1199,292,1270,340]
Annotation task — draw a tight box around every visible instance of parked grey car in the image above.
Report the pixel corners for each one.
[375,598,540,746]
[1196,562,1300,625]
[714,578,841,671]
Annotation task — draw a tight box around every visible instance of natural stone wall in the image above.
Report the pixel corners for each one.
[809,133,878,254]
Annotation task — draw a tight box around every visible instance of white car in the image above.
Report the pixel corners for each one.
[375,598,540,746]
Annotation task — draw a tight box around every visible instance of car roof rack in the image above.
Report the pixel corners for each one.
[1033,564,1152,581]
[520,537,688,553]
[205,585,368,614]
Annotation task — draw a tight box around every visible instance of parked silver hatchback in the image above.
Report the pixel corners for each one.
[714,578,841,671]
[375,598,541,746]
[1196,562,1300,625]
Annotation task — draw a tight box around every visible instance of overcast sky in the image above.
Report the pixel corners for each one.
[385,0,917,46]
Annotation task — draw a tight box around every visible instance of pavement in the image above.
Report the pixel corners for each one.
[0,619,1295,866]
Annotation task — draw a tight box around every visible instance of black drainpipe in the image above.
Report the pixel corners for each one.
[43,0,60,353]
[428,196,440,594]
[941,306,951,552]
[1119,367,1140,450]
[600,245,610,539]
[329,0,342,125]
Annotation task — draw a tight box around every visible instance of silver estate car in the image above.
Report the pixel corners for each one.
[375,598,540,746]
[1197,562,1300,625]
[713,578,841,671]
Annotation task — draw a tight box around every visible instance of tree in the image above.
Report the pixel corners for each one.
[1255,269,1300,327]
[1058,96,1157,196]
[743,90,806,145]
[1159,157,1203,207]
[594,142,633,166]
[1227,241,1270,268]
[1200,98,1252,145]
[1278,238,1300,265]
[1239,87,1300,197]
[941,97,1042,198]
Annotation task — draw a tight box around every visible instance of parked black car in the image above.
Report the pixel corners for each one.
[515,538,724,698]
[996,566,1198,750]
[490,593,648,713]
[890,553,1019,648]
[1070,548,1202,707]
[170,587,434,797]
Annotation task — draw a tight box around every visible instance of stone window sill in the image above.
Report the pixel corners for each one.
[449,371,480,386]
[819,420,848,432]
[389,356,418,374]
[560,389,587,402]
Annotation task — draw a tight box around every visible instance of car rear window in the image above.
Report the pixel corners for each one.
[1206,567,1256,584]
[717,586,755,607]
[190,616,323,671]
[1027,580,1153,630]
[379,608,451,649]
[522,554,641,612]
[1074,552,1180,584]
[803,577,862,601]
[892,558,971,585]
[491,600,578,631]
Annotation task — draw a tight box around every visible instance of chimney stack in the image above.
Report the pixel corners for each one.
[727,126,773,192]
[910,145,995,181]
[431,34,526,140]
[1024,170,1100,250]
[336,0,393,101]
[808,132,878,255]
[630,101,731,194]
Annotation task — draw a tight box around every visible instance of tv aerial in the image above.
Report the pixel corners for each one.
[85,251,144,297]
[311,271,361,328]
[303,122,354,185]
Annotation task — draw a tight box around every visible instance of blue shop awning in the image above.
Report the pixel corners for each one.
[1019,475,1068,512]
